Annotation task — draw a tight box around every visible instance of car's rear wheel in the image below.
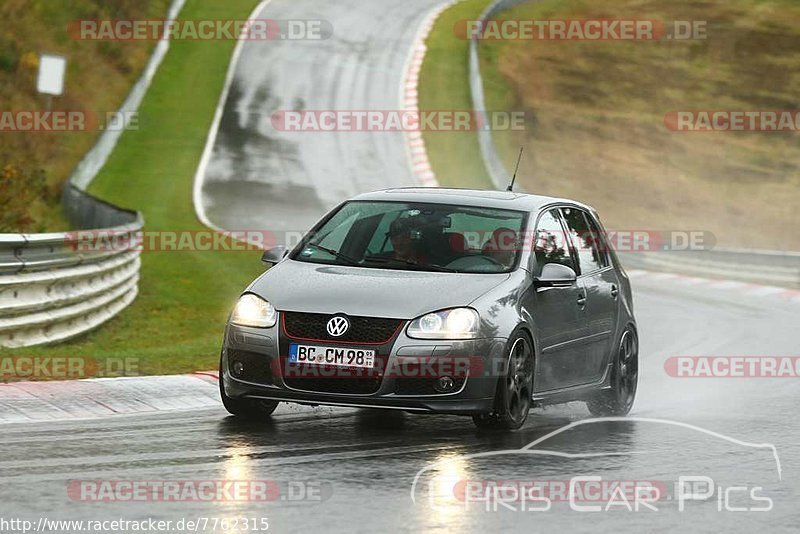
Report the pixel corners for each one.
[219,354,279,418]
[587,327,638,417]
[472,332,534,431]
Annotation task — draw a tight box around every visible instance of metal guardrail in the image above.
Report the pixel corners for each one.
[618,249,800,288]
[0,185,142,348]
[469,0,800,288]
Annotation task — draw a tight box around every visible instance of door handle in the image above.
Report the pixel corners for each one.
[611,285,619,299]
[577,293,586,306]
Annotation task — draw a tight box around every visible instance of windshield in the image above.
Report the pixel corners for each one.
[291,200,527,273]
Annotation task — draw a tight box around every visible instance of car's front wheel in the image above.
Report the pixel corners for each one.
[587,327,638,417]
[219,354,279,418]
[473,332,534,431]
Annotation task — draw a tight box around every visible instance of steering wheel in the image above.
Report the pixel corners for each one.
[446,254,504,270]
[476,254,504,266]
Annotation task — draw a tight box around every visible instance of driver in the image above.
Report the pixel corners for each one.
[482,227,518,267]
[387,216,429,264]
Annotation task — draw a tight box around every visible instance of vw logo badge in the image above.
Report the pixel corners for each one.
[326,316,350,337]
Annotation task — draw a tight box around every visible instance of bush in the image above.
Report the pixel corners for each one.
[0,162,58,232]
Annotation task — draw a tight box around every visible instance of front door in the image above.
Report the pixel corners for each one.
[561,207,620,383]
[527,209,589,391]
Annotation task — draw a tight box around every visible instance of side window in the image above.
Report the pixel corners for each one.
[533,209,574,276]
[561,207,604,274]
[583,212,609,268]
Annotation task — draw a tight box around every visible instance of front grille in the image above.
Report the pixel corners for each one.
[227,350,275,385]
[394,377,466,396]
[282,312,403,344]
[280,312,402,395]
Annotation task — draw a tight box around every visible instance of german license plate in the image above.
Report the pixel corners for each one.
[288,343,375,369]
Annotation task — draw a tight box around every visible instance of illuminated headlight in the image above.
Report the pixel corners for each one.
[230,294,277,328]
[407,308,479,339]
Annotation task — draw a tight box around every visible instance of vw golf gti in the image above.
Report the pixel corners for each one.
[220,188,638,430]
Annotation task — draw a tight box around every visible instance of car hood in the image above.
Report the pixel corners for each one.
[248,259,511,319]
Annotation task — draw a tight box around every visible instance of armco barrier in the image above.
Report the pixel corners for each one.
[0,185,142,348]
[617,249,800,288]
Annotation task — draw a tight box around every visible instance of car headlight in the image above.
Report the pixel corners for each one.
[406,308,479,339]
[230,294,277,328]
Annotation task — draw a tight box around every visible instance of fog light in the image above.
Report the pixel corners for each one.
[435,376,455,393]
[231,361,244,377]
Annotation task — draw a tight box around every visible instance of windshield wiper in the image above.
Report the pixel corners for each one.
[303,243,361,266]
[363,256,459,273]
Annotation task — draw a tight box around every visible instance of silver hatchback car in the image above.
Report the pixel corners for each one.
[220,188,638,430]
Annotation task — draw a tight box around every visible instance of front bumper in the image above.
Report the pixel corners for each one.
[221,321,508,415]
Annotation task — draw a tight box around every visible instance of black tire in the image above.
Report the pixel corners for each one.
[219,355,279,418]
[587,327,638,417]
[472,332,534,431]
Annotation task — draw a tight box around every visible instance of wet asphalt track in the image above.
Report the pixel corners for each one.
[198,0,442,233]
[2,0,799,532]
[2,278,799,532]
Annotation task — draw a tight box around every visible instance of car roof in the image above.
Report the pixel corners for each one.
[349,187,596,214]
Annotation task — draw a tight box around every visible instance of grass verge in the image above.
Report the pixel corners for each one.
[420,0,800,250]
[418,0,494,189]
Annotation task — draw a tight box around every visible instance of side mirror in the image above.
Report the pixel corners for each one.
[534,263,577,287]
[261,245,288,266]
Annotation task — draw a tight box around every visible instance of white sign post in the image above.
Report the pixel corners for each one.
[36,53,67,109]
